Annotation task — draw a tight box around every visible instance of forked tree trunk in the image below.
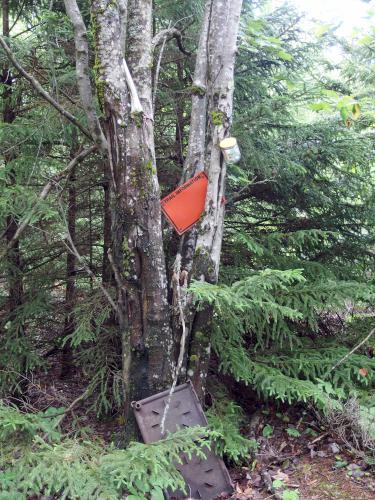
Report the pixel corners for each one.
[65,0,242,411]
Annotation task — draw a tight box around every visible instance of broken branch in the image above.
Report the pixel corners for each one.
[152,27,192,56]
[1,145,97,254]
[122,58,143,115]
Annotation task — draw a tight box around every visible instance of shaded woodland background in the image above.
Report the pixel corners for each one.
[1,0,375,498]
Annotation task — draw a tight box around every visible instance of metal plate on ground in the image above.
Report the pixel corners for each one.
[132,381,206,442]
[132,381,233,500]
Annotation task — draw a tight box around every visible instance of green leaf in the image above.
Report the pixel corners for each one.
[277,50,293,61]
[358,35,373,45]
[309,102,332,112]
[262,424,274,438]
[314,23,332,37]
[151,487,165,500]
[340,108,349,121]
[273,479,284,488]
[334,460,348,469]
[286,428,301,438]
[283,490,300,500]
[352,103,361,120]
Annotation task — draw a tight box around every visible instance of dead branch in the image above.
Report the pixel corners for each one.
[327,327,375,375]
[1,145,97,254]
[39,387,91,421]
[0,35,91,140]
[228,177,277,206]
[62,227,118,315]
[152,27,192,56]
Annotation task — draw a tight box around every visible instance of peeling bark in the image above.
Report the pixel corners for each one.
[67,0,242,417]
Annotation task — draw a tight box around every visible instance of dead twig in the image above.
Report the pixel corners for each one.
[1,145,97,254]
[309,432,329,445]
[326,327,375,375]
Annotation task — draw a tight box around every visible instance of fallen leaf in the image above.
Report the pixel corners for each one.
[272,470,290,483]
[243,487,253,496]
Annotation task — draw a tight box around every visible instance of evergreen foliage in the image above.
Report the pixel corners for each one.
[191,2,375,414]
[0,402,211,499]
[207,398,258,463]
[1,0,375,492]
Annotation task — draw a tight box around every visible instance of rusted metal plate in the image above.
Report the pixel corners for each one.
[132,381,233,500]
[132,381,206,442]
[166,449,233,499]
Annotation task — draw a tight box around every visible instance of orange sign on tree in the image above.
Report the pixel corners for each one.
[161,172,208,235]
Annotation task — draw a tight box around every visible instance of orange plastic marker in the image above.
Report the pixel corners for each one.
[161,172,208,235]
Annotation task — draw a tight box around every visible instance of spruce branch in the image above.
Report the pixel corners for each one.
[0,35,92,140]
[1,145,97,254]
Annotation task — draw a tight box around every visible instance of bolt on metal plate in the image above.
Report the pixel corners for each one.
[132,381,233,500]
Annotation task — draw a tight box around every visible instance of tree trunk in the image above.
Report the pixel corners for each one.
[178,0,243,399]
[102,163,112,285]
[91,1,173,428]
[175,60,185,169]
[66,0,242,414]
[60,139,78,379]
[2,0,24,332]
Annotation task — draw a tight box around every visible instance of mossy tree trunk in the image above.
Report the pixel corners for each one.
[90,0,173,428]
[175,0,243,399]
[65,0,242,412]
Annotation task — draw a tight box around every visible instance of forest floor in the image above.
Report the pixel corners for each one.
[229,405,375,500]
[28,359,375,500]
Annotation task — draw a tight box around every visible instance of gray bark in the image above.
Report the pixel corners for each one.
[177,0,243,397]
[63,0,108,152]
[91,0,172,425]
[66,0,242,412]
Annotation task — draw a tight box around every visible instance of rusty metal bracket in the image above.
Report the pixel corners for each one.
[132,381,233,499]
